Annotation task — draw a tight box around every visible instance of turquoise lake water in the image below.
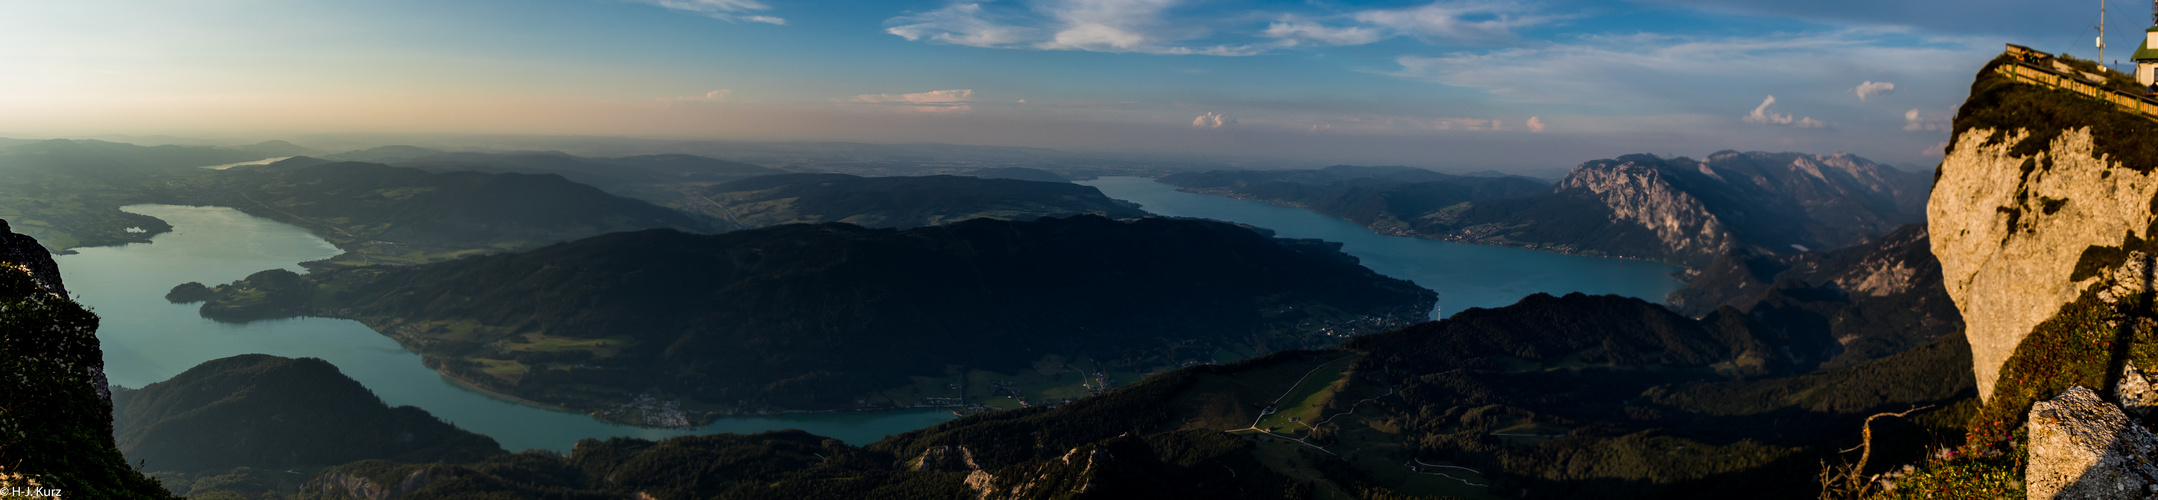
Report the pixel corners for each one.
[65,204,955,453]
[1079,177,1685,317]
[68,182,1685,454]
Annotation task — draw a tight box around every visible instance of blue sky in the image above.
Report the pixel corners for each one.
[0,0,2127,171]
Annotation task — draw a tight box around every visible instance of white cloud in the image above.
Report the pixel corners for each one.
[847,89,976,112]
[885,0,1549,56]
[888,0,1250,55]
[1853,80,1895,101]
[1742,95,1824,128]
[1192,111,1232,128]
[1525,116,1545,132]
[1263,16,1386,47]
[628,0,785,24]
[662,89,733,103]
[1902,108,1949,131]
[1389,30,1984,106]
[887,3,1039,47]
[1349,1,1548,42]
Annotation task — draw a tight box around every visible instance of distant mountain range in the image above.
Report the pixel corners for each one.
[702,173,1145,229]
[1161,153,1932,267]
[0,139,299,250]
[186,215,1437,419]
[163,158,719,266]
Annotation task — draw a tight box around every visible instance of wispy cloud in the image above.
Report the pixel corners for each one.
[888,0,1262,55]
[886,0,1548,56]
[627,0,785,25]
[1192,112,1232,128]
[1263,17,1385,47]
[669,89,731,101]
[1902,108,1948,131]
[1853,80,1895,101]
[1389,30,1983,106]
[1347,1,1550,43]
[1525,116,1545,132]
[1742,95,1824,128]
[846,89,977,112]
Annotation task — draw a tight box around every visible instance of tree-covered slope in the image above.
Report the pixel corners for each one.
[328,148,790,221]
[1159,166,1549,231]
[165,158,718,265]
[1664,224,1961,370]
[199,215,1435,418]
[234,289,1969,500]
[111,354,505,474]
[704,173,1146,229]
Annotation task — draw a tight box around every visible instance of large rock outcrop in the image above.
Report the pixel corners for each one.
[2025,386,2158,499]
[0,219,66,296]
[1553,158,1735,261]
[1930,127,2158,400]
[1553,151,1924,266]
[0,218,173,498]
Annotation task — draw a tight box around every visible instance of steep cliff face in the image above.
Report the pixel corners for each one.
[1930,127,2158,401]
[1551,151,1924,267]
[0,220,67,296]
[1553,157,1735,260]
[0,219,173,498]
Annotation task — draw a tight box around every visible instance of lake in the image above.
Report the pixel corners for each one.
[71,184,1685,453]
[1079,177,1685,317]
[65,204,955,453]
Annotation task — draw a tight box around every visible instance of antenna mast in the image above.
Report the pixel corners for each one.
[2101,0,2109,68]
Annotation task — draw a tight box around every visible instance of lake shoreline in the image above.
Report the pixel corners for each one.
[76,204,957,451]
[1081,177,1686,318]
[1167,184,1695,273]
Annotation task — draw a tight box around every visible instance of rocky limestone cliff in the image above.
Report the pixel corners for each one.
[1930,127,2158,401]
[1549,151,1924,267]
[0,219,67,297]
[1555,158,1735,260]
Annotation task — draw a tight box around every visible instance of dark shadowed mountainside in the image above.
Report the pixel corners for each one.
[704,173,1147,229]
[1665,224,1959,370]
[0,219,176,498]
[194,215,1435,419]
[221,287,1969,500]
[324,148,789,220]
[963,167,1067,182]
[163,158,717,265]
[1159,166,1549,231]
[111,354,504,474]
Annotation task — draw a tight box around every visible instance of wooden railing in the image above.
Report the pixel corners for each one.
[1996,44,2158,118]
